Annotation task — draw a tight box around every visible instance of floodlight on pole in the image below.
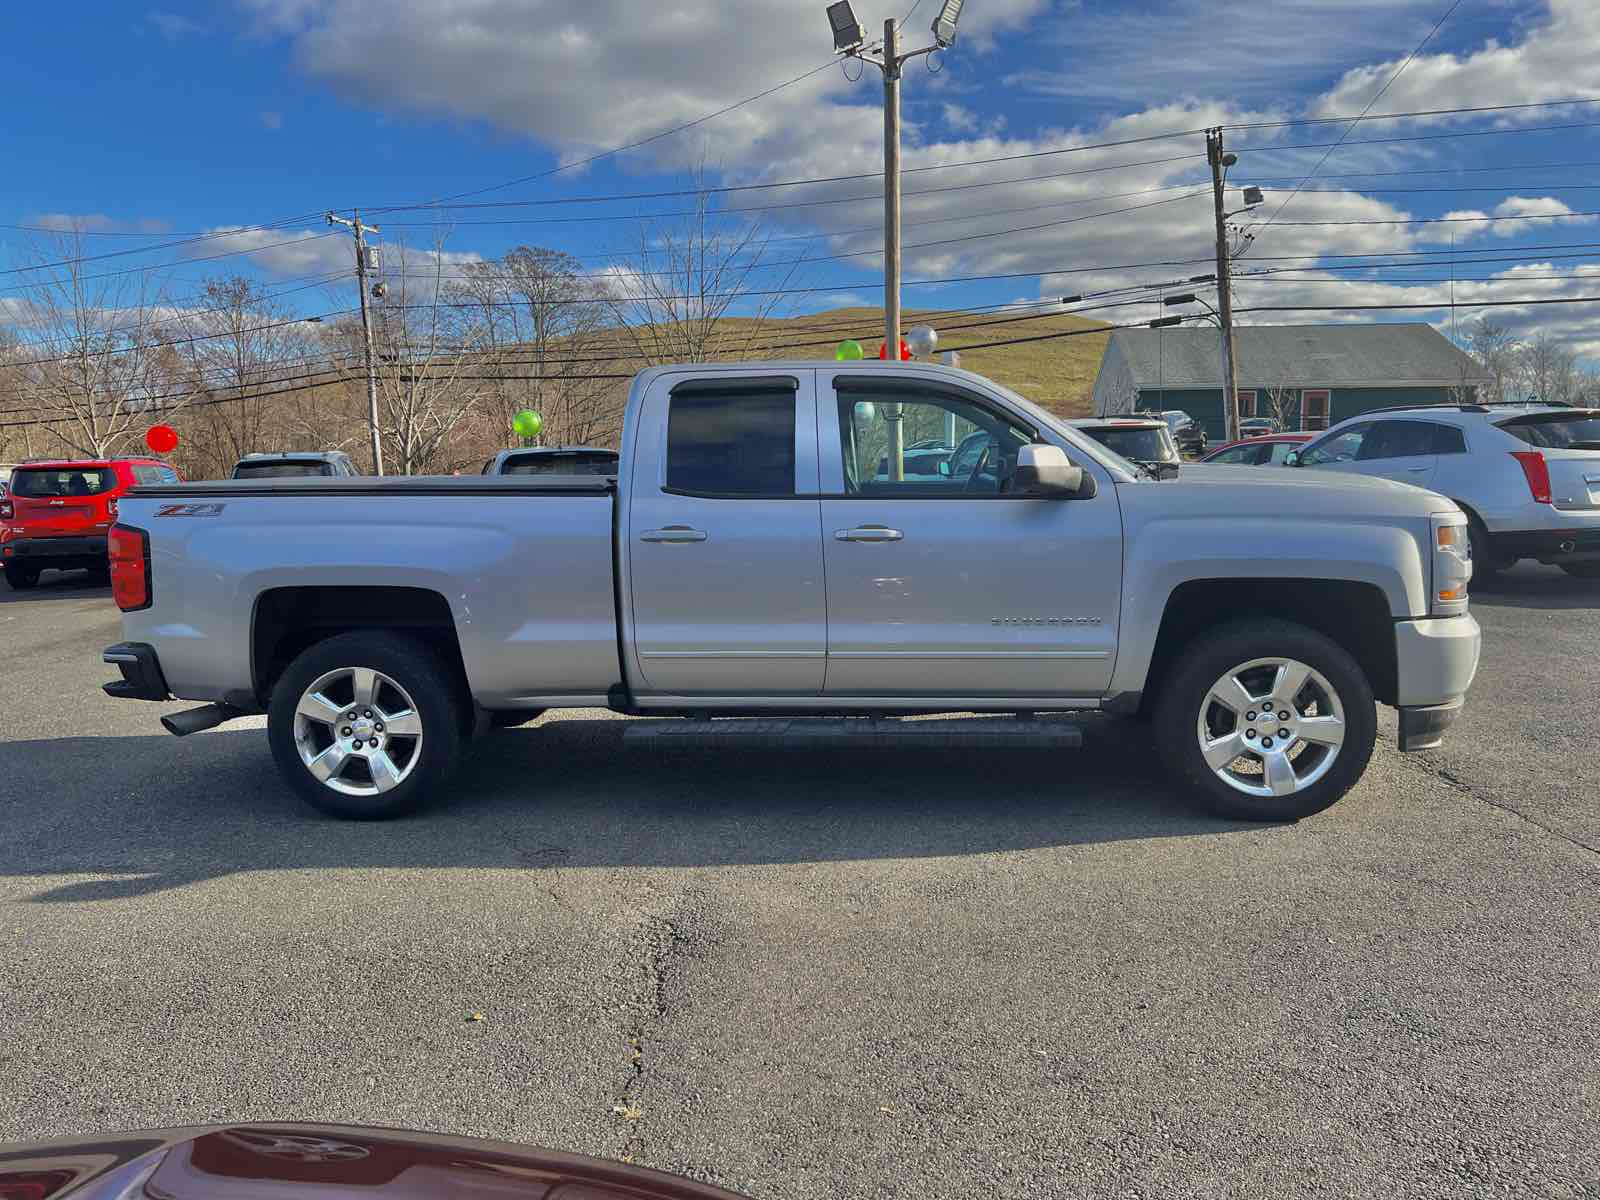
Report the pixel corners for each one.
[931,0,965,47]
[827,0,866,51]
[1242,185,1264,207]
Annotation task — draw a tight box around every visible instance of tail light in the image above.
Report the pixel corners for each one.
[1510,450,1552,504]
[107,497,118,518]
[108,524,152,611]
[0,498,11,520]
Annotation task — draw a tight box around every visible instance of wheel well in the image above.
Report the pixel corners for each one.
[252,586,468,706]
[1143,579,1398,710]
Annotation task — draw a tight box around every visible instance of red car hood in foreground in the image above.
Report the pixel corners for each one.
[0,1124,753,1200]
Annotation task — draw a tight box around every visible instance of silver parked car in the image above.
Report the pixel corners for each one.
[1287,401,1600,577]
[232,451,359,479]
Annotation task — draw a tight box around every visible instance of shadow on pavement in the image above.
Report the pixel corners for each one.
[1468,561,1600,611]
[3,715,1252,902]
[0,571,110,605]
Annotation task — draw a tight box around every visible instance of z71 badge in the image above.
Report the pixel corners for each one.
[155,503,226,518]
[991,615,1102,626]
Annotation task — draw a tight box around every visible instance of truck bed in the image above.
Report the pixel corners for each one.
[117,475,622,711]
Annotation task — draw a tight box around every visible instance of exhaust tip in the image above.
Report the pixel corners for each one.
[161,704,243,737]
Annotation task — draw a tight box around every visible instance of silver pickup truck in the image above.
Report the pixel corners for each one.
[103,361,1481,822]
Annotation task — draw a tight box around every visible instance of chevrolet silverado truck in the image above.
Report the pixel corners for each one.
[102,361,1481,822]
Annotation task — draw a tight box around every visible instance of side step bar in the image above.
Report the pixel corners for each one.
[623,716,1083,750]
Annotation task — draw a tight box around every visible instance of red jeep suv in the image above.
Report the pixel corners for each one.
[2,457,181,590]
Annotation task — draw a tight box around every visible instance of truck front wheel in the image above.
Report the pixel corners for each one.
[1154,619,1377,822]
[267,631,465,820]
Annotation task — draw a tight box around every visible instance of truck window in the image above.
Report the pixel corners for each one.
[837,390,1029,495]
[666,385,796,496]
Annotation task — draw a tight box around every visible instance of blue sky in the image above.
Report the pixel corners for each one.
[5,1,1600,354]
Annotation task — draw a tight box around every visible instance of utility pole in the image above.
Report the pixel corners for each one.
[326,210,384,475]
[1206,129,1242,444]
[882,17,901,364]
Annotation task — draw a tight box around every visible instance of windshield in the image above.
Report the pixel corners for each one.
[1497,411,1600,449]
[233,461,335,478]
[10,467,116,496]
[1085,426,1179,463]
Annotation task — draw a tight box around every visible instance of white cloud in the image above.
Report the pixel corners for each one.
[147,9,203,38]
[1314,0,1600,121]
[258,110,285,131]
[194,226,351,275]
[28,214,170,235]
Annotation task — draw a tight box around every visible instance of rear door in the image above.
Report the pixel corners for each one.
[817,372,1121,699]
[625,372,827,697]
[7,466,117,536]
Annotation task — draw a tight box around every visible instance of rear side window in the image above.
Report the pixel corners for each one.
[10,467,116,497]
[1357,420,1437,460]
[1429,424,1468,454]
[504,453,617,476]
[131,464,174,484]
[1498,412,1600,449]
[666,382,797,496]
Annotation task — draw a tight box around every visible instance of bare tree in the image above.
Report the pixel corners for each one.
[13,231,166,457]
[1513,331,1580,405]
[162,275,323,478]
[602,177,803,367]
[1462,318,1519,404]
[1261,381,1300,431]
[449,246,623,448]
[353,236,490,475]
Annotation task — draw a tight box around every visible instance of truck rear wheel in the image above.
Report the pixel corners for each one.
[1154,619,1377,822]
[4,564,40,590]
[267,631,465,820]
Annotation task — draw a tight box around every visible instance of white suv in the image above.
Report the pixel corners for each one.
[1287,402,1600,578]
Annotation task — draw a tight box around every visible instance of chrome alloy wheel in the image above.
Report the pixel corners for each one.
[1196,656,1347,798]
[292,666,424,796]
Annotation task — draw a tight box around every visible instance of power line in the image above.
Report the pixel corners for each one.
[0,213,330,277]
[1224,94,1600,132]
[1250,0,1463,243]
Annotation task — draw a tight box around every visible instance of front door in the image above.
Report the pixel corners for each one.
[1355,419,1441,489]
[818,373,1121,700]
[626,372,826,697]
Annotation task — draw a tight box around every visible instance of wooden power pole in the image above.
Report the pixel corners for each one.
[1206,129,1242,444]
[327,210,384,475]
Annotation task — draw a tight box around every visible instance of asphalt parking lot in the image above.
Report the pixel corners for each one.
[2,568,1597,1199]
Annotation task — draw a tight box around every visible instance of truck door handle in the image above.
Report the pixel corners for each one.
[1406,465,1430,472]
[835,525,904,542]
[640,526,708,543]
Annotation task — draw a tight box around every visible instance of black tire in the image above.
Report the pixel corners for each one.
[488,708,547,729]
[3,564,40,590]
[1465,514,1512,576]
[1153,619,1378,822]
[1560,561,1600,579]
[267,631,466,820]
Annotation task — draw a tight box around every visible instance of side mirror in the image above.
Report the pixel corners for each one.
[1013,444,1095,498]
[938,459,951,477]
[1283,450,1302,468]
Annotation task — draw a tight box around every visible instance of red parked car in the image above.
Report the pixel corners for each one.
[1199,432,1315,466]
[1,456,180,590]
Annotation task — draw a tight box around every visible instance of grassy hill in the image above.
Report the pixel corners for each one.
[715,306,1111,418]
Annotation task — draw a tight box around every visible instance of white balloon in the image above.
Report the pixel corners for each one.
[905,324,939,357]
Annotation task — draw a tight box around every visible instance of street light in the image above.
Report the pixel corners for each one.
[827,1,866,51]
[931,0,965,47]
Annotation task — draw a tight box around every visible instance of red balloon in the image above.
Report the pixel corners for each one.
[877,339,911,361]
[145,424,179,454]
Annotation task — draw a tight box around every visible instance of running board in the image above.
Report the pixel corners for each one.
[623,716,1083,750]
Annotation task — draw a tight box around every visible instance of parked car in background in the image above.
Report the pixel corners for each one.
[1069,417,1182,477]
[1287,401,1600,577]
[482,447,620,476]
[1146,409,1208,456]
[104,360,1479,825]
[1239,416,1282,437]
[232,451,358,479]
[1201,433,1314,467]
[2,457,180,589]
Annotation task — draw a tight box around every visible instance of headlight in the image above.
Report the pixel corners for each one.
[1431,512,1471,614]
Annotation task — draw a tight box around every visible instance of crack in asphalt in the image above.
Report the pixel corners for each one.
[615,908,684,1164]
[1381,731,1600,859]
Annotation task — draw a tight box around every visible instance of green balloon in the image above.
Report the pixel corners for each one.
[835,340,865,361]
[513,410,543,438]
